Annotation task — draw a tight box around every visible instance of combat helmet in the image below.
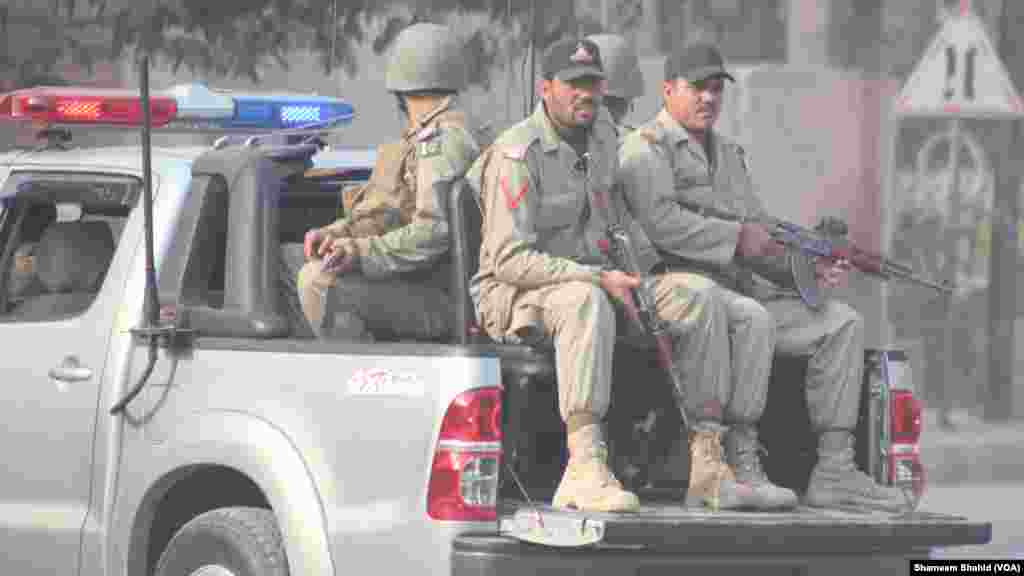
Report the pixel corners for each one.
[585,34,643,100]
[385,22,467,93]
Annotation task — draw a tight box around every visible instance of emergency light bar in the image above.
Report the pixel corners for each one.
[0,82,354,133]
[0,86,178,126]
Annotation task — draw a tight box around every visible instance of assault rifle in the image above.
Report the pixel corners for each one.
[677,200,954,310]
[600,224,689,430]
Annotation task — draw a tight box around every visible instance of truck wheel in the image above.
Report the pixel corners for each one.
[155,507,288,576]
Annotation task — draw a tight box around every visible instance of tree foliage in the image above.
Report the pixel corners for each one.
[1,0,599,89]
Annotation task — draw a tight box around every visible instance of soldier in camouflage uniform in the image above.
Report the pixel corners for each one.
[470,37,730,513]
[584,34,643,137]
[619,42,905,512]
[296,23,484,341]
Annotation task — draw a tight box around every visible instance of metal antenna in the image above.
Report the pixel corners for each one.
[110,54,162,416]
[528,0,538,116]
[330,0,339,95]
[504,460,545,530]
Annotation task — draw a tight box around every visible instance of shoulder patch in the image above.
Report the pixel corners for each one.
[416,124,440,142]
[418,138,443,158]
[637,125,660,144]
[495,118,541,162]
[502,143,530,161]
[730,141,751,172]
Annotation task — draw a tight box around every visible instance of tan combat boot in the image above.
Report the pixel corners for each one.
[552,423,641,513]
[685,422,759,511]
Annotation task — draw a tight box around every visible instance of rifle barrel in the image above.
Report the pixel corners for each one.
[678,201,955,294]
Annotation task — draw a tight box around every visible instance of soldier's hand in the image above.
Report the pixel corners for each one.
[304,228,328,260]
[736,222,784,259]
[600,269,642,322]
[815,257,850,289]
[321,239,356,275]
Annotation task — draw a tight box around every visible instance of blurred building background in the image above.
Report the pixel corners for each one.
[2,0,1022,420]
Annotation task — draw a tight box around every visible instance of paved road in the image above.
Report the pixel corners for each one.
[920,483,1024,558]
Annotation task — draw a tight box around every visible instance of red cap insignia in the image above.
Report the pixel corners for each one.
[570,43,593,64]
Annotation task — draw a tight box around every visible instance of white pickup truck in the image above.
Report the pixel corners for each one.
[0,83,990,576]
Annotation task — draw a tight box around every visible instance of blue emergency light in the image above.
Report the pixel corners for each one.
[168,83,354,131]
[0,82,355,133]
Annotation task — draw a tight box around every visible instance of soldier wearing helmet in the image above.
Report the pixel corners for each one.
[585,33,643,137]
[296,23,486,341]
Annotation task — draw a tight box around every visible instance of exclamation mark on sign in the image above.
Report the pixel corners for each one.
[964,46,976,101]
[944,45,956,101]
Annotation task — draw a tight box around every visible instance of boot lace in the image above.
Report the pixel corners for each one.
[577,441,620,489]
[690,429,731,510]
[692,430,725,466]
[733,441,770,484]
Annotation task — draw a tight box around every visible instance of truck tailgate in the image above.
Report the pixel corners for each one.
[497,500,990,553]
[451,502,991,576]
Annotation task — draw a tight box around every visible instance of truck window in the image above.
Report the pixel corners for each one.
[0,174,138,322]
[175,174,229,309]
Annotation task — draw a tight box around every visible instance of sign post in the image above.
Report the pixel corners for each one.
[892,0,1022,424]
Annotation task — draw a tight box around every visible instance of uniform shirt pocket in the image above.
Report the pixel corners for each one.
[674,172,712,190]
[534,190,583,259]
[534,190,582,232]
[673,169,714,205]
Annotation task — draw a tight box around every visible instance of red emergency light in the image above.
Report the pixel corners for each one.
[0,87,177,127]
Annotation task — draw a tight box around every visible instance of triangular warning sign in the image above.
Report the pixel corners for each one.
[895,10,1024,117]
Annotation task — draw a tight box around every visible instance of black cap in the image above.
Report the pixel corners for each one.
[542,38,605,82]
[664,42,735,83]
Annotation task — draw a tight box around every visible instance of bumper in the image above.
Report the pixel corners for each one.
[451,534,930,576]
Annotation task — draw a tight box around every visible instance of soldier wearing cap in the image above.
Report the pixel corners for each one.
[295,23,486,341]
[468,37,730,513]
[619,42,906,512]
[585,33,643,138]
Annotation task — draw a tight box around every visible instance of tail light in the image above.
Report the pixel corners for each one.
[891,390,922,444]
[427,387,502,521]
[889,390,925,500]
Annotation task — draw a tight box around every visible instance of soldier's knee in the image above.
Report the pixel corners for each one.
[749,301,775,339]
[298,260,338,292]
[658,272,721,320]
[732,295,775,339]
[296,261,320,298]
[829,300,864,340]
[693,279,723,321]
[676,273,716,306]
[568,281,616,327]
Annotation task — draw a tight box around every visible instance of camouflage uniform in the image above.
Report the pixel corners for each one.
[621,92,904,511]
[296,24,482,341]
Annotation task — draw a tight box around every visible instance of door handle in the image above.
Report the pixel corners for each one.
[49,356,93,383]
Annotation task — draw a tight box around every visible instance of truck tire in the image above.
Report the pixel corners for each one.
[154,507,289,576]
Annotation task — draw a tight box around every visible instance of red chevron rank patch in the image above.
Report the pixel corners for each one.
[501,175,528,211]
